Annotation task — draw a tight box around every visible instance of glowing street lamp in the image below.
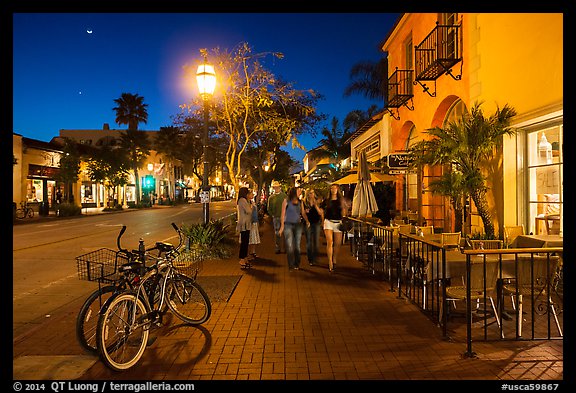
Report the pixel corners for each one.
[196,54,216,224]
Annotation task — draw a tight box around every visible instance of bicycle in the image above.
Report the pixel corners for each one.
[75,225,167,354]
[15,201,34,219]
[94,223,211,371]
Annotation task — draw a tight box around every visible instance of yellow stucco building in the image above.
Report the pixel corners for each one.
[376,13,562,238]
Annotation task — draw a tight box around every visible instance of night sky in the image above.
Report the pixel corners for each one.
[12,12,400,164]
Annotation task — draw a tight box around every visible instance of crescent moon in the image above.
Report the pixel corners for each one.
[87,30,93,34]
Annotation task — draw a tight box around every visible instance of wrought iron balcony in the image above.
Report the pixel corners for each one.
[384,68,414,120]
[387,68,414,108]
[415,22,462,82]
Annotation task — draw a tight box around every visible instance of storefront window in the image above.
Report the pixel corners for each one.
[81,182,95,204]
[27,179,43,202]
[47,180,55,207]
[527,125,563,235]
[126,186,135,203]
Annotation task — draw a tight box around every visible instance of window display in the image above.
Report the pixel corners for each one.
[27,179,43,202]
[527,125,562,235]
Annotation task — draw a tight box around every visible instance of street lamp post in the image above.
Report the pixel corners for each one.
[196,55,216,224]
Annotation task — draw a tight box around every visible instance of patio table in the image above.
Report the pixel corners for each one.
[511,234,563,248]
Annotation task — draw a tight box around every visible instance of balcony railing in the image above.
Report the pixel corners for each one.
[415,23,462,81]
[386,68,414,108]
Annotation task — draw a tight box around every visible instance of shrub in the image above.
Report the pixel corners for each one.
[128,202,151,209]
[180,220,236,259]
[57,202,82,217]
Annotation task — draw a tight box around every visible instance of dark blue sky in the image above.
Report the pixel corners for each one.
[13,13,400,163]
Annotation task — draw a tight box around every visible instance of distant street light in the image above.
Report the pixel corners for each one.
[196,54,216,224]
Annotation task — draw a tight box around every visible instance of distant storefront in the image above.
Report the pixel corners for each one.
[26,164,60,209]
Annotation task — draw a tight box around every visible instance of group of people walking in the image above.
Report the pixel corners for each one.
[236,181,347,273]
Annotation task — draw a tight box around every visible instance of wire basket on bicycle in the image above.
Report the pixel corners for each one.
[76,248,131,283]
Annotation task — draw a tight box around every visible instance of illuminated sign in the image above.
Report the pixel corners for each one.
[387,153,414,169]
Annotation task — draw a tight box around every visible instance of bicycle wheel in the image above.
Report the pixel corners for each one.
[16,209,25,219]
[76,285,116,354]
[96,292,150,371]
[166,274,211,325]
[26,208,34,218]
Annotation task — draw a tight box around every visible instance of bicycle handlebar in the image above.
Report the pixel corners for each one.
[117,225,128,254]
[171,222,184,251]
[115,223,184,257]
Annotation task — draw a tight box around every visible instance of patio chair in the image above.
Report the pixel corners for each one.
[393,218,406,226]
[398,224,412,234]
[502,255,562,337]
[441,232,461,249]
[503,225,524,247]
[440,259,503,337]
[470,240,504,250]
[419,226,434,236]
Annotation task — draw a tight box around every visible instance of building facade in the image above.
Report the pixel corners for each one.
[13,133,65,213]
[378,13,563,237]
[58,125,189,207]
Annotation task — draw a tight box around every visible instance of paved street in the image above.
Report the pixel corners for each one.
[12,202,236,337]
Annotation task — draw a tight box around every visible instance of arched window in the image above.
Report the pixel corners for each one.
[443,99,467,128]
[404,124,416,150]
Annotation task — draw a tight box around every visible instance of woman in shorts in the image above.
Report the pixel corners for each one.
[319,183,347,272]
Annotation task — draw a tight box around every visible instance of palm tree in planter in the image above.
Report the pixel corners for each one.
[407,101,517,239]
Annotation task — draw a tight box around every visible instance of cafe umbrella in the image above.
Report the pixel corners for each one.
[333,171,397,185]
[351,151,379,217]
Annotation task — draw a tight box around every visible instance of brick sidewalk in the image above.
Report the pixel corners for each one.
[13,218,564,382]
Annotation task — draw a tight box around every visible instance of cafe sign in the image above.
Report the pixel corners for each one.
[387,153,414,170]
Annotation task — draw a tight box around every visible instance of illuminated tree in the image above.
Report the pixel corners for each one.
[181,43,322,192]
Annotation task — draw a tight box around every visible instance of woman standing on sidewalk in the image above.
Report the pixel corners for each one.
[320,183,347,272]
[303,189,323,266]
[279,187,309,271]
[236,187,253,268]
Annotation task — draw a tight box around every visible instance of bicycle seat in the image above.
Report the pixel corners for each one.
[155,242,174,253]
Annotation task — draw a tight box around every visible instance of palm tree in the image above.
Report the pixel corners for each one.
[344,57,388,102]
[342,105,380,133]
[113,93,148,130]
[408,101,517,238]
[307,117,352,169]
[155,126,184,201]
[113,93,150,204]
[118,130,150,205]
